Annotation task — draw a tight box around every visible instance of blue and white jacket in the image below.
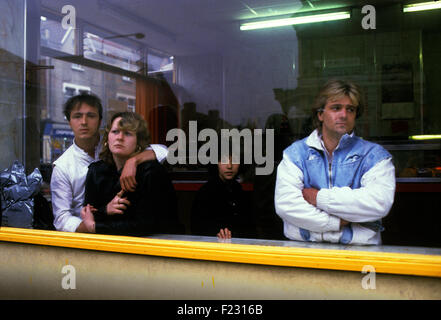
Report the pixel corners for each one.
[275,130,395,245]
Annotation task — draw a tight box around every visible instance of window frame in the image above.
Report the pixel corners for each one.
[116,93,136,112]
[29,5,441,281]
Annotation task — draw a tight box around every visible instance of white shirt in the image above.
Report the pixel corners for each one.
[50,140,168,232]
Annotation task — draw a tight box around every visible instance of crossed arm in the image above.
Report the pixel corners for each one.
[302,188,349,228]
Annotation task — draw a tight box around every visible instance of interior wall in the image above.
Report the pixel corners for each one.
[175,40,300,130]
[423,31,441,133]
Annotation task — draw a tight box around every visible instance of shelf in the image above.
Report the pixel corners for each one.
[382,143,441,151]
[396,182,441,193]
[397,177,441,183]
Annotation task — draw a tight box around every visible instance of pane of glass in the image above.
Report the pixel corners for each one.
[83,32,143,72]
[40,15,76,55]
[13,0,439,247]
[38,56,136,164]
[148,50,174,81]
[0,0,26,171]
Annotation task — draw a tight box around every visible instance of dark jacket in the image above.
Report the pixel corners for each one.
[84,160,183,236]
[191,174,256,238]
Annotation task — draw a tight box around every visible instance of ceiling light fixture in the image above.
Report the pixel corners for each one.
[240,11,351,31]
[403,1,441,12]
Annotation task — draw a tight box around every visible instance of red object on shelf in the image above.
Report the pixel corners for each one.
[173,183,203,191]
[395,183,441,193]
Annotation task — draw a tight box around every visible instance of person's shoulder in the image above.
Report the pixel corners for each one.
[194,179,218,202]
[52,144,77,171]
[194,176,218,194]
[195,182,209,196]
[228,179,244,195]
[353,137,392,164]
[288,135,308,148]
[282,134,310,165]
[356,136,390,154]
[88,160,112,174]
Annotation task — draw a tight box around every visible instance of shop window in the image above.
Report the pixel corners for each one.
[116,93,136,112]
[7,1,437,253]
[83,32,143,73]
[62,83,91,104]
[40,15,76,55]
[71,64,85,72]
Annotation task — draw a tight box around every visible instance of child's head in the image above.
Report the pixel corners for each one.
[217,155,240,182]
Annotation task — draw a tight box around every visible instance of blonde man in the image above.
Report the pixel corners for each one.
[275,79,395,245]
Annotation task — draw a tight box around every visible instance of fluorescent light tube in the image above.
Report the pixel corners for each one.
[409,134,441,140]
[403,1,441,12]
[240,11,351,31]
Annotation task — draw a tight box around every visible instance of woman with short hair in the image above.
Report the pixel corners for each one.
[80,112,183,236]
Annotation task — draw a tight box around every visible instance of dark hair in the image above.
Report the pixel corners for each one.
[63,93,103,121]
[99,112,151,165]
[208,161,245,180]
[312,79,365,131]
[206,135,247,179]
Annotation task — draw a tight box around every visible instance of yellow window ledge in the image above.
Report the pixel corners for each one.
[1,227,441,278]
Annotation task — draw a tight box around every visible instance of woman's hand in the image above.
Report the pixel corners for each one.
[80,204,97,233]
[106,190,131,215]
[217,228,232,239]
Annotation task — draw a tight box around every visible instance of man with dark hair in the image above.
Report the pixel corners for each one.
[275,79,395,245]
[63,93,104,122]
[51,93,167,233]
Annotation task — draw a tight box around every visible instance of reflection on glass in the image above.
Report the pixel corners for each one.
[40,16,75,55]
[12,0,440,248]
[83,32,142,72]
[148,52,173,74]
[37,56,136,164]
